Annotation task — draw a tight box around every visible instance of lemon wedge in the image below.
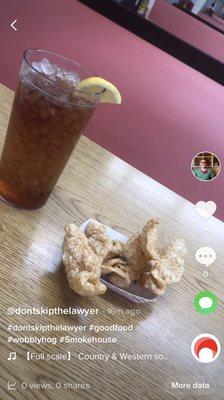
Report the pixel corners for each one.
[75,77,121,104]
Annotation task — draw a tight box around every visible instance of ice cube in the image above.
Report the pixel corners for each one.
[32,61,43,73]
[40,58,55,76]
[32,58,80,85]
[64,71,80,84]
[55,68,64,79]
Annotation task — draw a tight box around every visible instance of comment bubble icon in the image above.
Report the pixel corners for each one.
[199,297,213,309]
[194,291,218,315]
[195,247,216,267]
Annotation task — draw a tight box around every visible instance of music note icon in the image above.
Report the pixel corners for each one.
[7,352,16,361]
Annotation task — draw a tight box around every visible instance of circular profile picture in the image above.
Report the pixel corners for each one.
[191,152,221,182]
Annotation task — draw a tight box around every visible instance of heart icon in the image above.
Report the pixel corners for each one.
[195,201,217,221]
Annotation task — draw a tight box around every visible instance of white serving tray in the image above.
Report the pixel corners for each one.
[81,219,157,303]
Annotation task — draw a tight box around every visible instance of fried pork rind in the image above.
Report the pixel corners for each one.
[140,270,167,296]
[63,224,106,296]
[67,270,106,296]
[155,238,186,284]
[104,240,125,261]
[101,258,131,288]
[86,221,113,262]
[122,236,145,281]
[139,218,160,261]
[86,222,128,286]
[122,218,160,283]
[62,219,187,298]
[140,238,187,295]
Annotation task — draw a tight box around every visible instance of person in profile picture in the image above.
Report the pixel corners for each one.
[193,159,214,181]
[213,162,220,176]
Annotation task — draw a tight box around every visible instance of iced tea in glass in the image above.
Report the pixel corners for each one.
[0,50,101,209]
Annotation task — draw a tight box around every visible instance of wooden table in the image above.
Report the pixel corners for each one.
[0,83,223,400]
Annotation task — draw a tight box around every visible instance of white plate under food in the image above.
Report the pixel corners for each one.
[81,219,157,303]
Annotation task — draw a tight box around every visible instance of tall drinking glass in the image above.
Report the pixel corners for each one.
[0,50,101,209]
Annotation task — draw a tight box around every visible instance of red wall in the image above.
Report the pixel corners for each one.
[149,0,224,62]
[0,0,224,221]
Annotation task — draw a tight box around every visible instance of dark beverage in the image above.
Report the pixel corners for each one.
[0,50,100,209]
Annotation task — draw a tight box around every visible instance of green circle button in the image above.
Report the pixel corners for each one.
[194,291,218,314]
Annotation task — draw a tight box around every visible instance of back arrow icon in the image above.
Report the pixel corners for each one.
[11,19,18,31]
